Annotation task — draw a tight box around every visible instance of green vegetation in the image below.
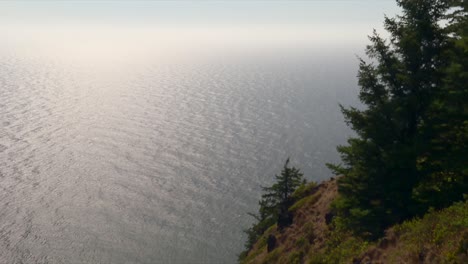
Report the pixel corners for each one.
[260,158,305,230]
[289,193,319,213]
[291,181,317,201]
[327,0,468,238]
[263,248,283,264]
[308,201,468,264]
[240,0,467,262]
[240,225,276,264]
[311,226,369,263]
[242,196,467,264]
[389,201,468,263]
[239,159,305,261]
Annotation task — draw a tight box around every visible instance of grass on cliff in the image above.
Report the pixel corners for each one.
[242,195,467,264]
[310,200,468,264]
[386,200,468,263]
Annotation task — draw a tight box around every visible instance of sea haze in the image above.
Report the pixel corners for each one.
[0,1,399,263]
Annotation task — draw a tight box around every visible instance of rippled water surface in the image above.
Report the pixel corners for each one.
[0,46,359,263]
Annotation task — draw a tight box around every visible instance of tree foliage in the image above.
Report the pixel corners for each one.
[414,0,468,209]
[240,159,304,260]
[328,0,468,238]
[260,158,304,229]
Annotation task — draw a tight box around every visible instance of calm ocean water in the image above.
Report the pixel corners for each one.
[0,46,359,263]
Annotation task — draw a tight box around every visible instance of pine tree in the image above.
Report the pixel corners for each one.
[239,159,304,259]
[413,0,468,210]
[327,0,465,238]
[261,158,304,229]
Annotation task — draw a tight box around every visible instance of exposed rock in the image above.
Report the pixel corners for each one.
[267,234,277,252]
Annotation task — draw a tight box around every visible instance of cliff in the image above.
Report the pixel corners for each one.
[241,178,468,264]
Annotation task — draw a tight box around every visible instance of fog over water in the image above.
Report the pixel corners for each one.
[0,1,399,263]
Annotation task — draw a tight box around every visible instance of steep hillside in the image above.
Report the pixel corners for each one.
[241,179,468,264]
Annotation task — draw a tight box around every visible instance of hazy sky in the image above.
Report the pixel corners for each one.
[1,1,399,25]
[0,1,401,61]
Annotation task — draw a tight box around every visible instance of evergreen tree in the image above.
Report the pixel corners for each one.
[260,158,304,229]
[240,159,304,259]
[328,0,467,237]
[413,0,468,210]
